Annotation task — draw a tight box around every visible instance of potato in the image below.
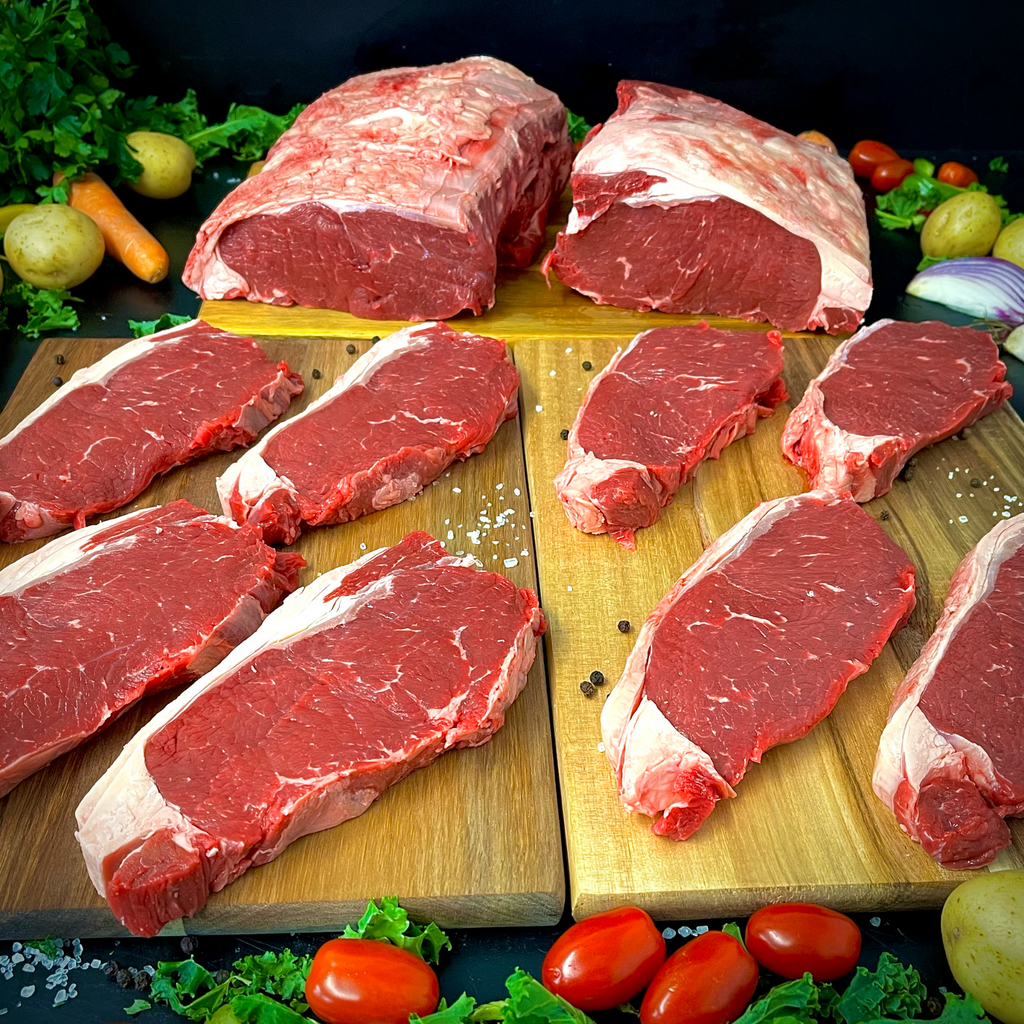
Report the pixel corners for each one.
[126,131,196,199]
[941,869,1024,1024]
[0,203,36,236]
[921,191,1002,258]
[3,204,104,289]
[993,218,1024,269]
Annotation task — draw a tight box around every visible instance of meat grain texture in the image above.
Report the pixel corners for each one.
[544,81,872,333]
[184,57,572,320]
[0,319,302,542]
[602,491,916,840]
[76,532,545,937]
[218,322,520,544]
[0,501,303,798]
[874,515,1024,869]
[555,323,787,549]
[782,319,1012,501]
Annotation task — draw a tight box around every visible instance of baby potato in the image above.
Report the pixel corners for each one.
[941,869,1024,1024]
[993,218,1024,269]
[126,131,196,199]
[4,204,104,289]
[0,203,36,236]
[921,191,1002,259]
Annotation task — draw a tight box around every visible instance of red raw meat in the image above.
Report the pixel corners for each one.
[555,324,787,550]
[76,532,545,936]
[0,501,303,798]
[602,491,915,840]
[874,515,1024,869]
[782,319,1011,501]
[0,320,302,542]
[217,322,520,544]
[183,57,572,320]
[544,81,871,333]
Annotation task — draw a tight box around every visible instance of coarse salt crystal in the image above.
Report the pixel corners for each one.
[20,985,34,998]
[567,585,573,591]
[495,483,503,490]
[447,530,454,540]
[452,487,462,493]
[549,370,556,376]
[535,405,543,412]
[513,488,520,496]
[958,516,969,523]
[565,347,572,353]
[504,557,519,568]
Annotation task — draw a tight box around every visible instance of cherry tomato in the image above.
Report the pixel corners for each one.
[870,158,915,193]
[746,903,861,982]
[797,130,838,154]
[305,939,439,1024]
[542,906,666,1011]
[937,161,979,188]
[640,931,758,1024]
[848,139,900,179]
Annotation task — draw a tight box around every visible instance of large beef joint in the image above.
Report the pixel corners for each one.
[544,81,872,333]
[184,57,572,321]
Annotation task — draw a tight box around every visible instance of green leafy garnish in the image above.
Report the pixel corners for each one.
[566,109,591,144]
[342,896,452,964]
[1,276,81,337]
[128,312,192,337]
[733,975,829,1024]
[24,937,63,959]
[928,993,989,1024]
[989,156,1009,173]
[916,254,948,271]
[723,922,745,946]
[411,994,480,1023]
[125,998,153,1015]
[229,992,310,1023]
[0,0,303,205]
[184,103,304,169]
[835,953,926,1024]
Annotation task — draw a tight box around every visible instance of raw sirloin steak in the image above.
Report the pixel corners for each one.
[76,531,545,936]
[782,320,1011,501]
[218,322,520,544]
[602,491,915,840]
[555,323,787,550]
[0,501,303,799]
[874,515,1024,869]
[183,57,572,320]
[543,81,871,333]
[0,319,302,542]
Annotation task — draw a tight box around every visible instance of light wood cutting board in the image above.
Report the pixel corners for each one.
[0,336,564,938]
[517,334,1024,921]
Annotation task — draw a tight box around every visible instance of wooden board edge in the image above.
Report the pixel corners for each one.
[570,879,963,922]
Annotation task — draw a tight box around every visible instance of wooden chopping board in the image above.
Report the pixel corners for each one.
[0,336,564,938]
[517,334,1024,921]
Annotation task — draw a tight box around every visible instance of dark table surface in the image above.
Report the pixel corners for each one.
[1,152,1021,1022]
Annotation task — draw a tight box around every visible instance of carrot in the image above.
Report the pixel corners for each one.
[56,171,169,283]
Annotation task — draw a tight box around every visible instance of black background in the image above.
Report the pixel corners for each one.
[2,1,1024,1019]
[93,0,1024,149]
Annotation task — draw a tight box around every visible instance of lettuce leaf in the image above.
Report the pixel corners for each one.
[341,896,452,964]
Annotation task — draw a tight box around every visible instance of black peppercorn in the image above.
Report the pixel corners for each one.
[180,935,199,955]
[114,969,133,988]
[54,353,65,365]
[959,427,971,440]
[214,969,232,986]
[617,619,631,633]
[880,510,890,521]
[559,428,569,440]
[582,360,592,371]
[346,343,356,354]
[580,680,596,697]
[134,971,152,991]
[52,375,63,387]
[902,465,916,482]
[590,670,604,685]
[311,368,322,380]
[102,960,119,980]
[970,477,981,488]
[371,335,380,344]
